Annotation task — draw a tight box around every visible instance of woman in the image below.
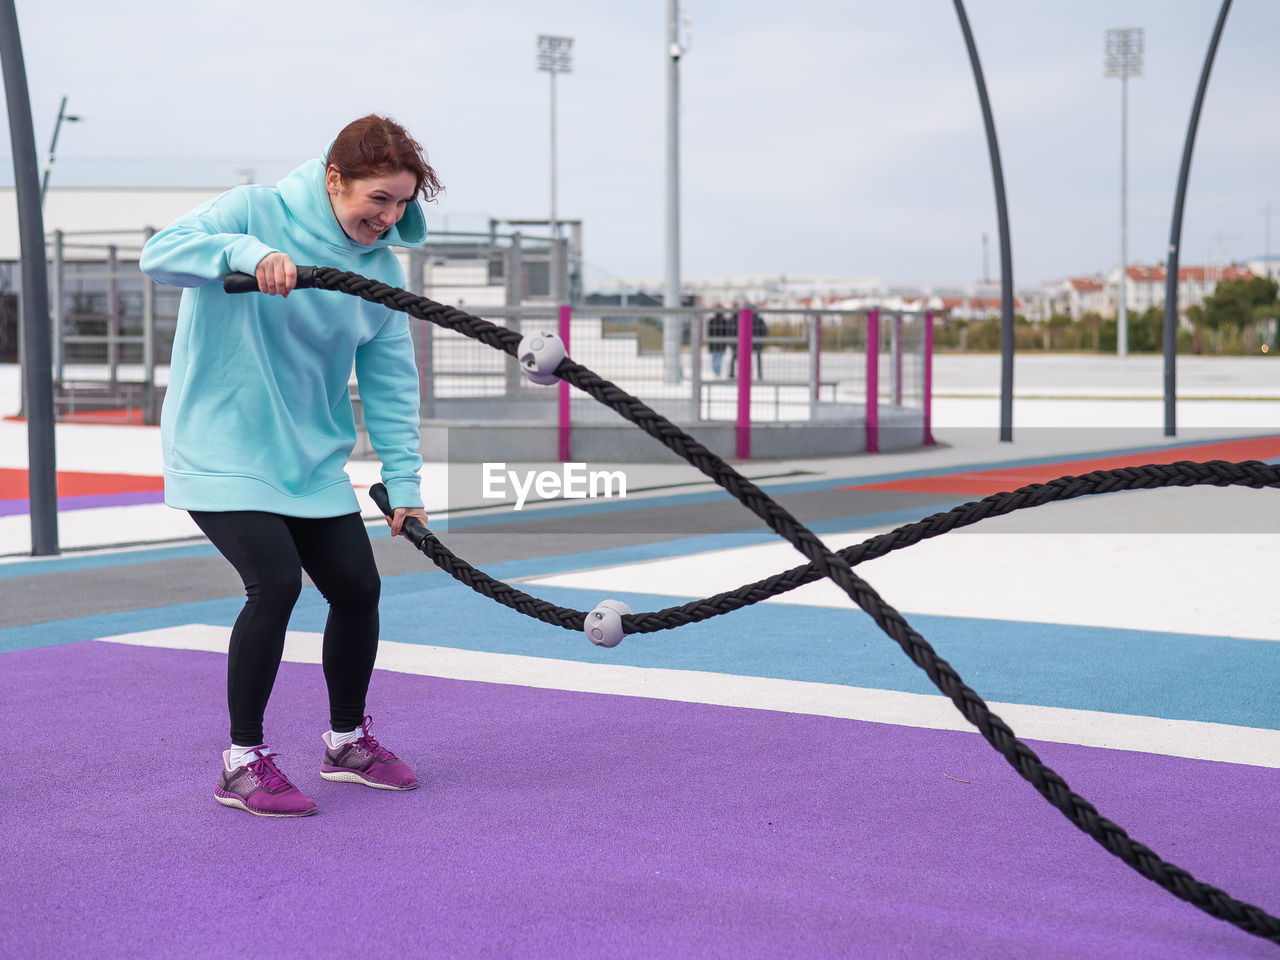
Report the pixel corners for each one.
[141,115,441,817]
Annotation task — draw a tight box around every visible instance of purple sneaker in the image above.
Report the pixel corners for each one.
[214,748,317,817]
[320,716,418,791]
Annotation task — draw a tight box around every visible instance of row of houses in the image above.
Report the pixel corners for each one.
[1045,261,1273,321]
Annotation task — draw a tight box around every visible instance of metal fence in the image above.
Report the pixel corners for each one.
[415,304,934,457]
[43,228,177,423]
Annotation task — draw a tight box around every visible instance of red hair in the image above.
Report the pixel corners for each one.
[326,115,442,201]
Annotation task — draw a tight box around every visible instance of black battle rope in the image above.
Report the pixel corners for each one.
[227,266,1280,945]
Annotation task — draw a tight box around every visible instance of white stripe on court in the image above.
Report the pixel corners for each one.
[95,624,1280,769]
[523,530,1280,643]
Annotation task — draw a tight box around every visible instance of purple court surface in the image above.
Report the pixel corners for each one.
[5,638,1278,959]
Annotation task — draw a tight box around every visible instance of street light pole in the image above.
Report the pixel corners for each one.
[549,67,557,239]
[1106,27,1143,360]
[536,35,572,247]
[663,0,687,384]
[40,95,80,206]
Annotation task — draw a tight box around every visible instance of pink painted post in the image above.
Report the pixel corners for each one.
[736,306,753,460]
[923,309,936,446]
[558,304,571,462]
[892,312,903,407]
[865,308,880,454]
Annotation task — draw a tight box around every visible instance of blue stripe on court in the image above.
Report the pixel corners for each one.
[8,562,1269,731]
[0,594,251,653]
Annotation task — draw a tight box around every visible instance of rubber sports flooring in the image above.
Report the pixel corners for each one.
[3,435,1279,958]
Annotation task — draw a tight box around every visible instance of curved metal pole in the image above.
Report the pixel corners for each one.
[0,0,59,554]
[1163,0,1232,437]
[953,0,1014,442]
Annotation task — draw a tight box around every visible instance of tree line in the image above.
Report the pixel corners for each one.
[936,276,1280,355]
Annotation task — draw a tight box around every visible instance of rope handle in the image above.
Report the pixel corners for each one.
[367,482,430,549]
[223,265,319,295]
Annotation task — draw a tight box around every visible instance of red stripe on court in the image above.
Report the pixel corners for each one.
[844,435,1280,495]
[0,467,164,499]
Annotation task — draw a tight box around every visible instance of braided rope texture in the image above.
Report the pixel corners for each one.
[314,266,1280,945]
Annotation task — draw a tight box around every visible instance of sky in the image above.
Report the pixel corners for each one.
[1,0,1278,290]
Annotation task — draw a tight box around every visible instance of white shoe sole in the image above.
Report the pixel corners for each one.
[320,769,417,790]
[214,793,317,817]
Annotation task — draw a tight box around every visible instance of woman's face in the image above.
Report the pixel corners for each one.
[325,165,417,245]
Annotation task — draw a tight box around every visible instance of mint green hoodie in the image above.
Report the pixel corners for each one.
[140,157,427,516]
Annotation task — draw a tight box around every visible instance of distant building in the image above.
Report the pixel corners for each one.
[934,294,1027,320]
[582,291,665,308]
[1043,262,1257,321]
[0,186,225,264]
[1045,276,1108,319]
[615,274,883,308]
[1245,256,1280,284]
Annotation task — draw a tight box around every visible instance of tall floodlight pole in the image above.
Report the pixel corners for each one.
[40,95,80,206]
[1106,27,1143,360]
[663,0,686,384]
[0,0,59,554]
[536,35,572,253]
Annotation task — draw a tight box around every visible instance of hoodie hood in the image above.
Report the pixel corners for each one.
[276,157,427,255]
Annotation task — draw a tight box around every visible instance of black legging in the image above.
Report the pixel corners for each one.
[189,510,381,746]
